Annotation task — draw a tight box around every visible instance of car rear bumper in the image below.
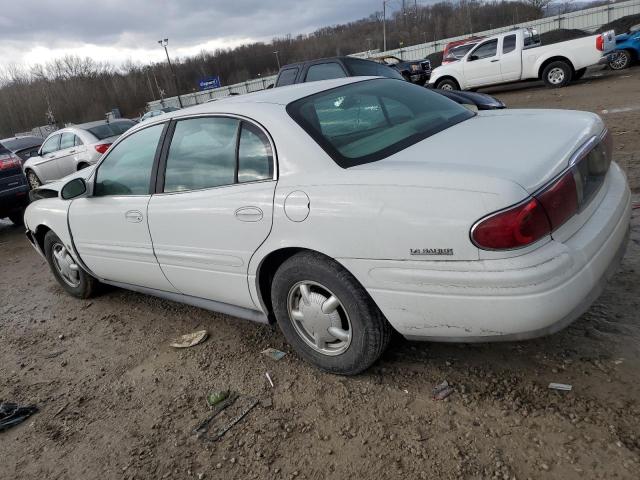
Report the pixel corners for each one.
[0,184,29,217]
[339,162,631,341]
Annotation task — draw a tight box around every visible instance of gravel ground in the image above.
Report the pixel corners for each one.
[1,66,639,480]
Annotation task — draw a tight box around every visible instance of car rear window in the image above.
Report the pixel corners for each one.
[286,78,474,168]
[276,68,299,86]
[86,120,135,140]
[347,59,405,80]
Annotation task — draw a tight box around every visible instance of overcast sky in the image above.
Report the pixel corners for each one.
[0,0,391,68]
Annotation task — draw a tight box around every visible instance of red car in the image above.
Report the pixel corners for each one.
[442,37,484,64]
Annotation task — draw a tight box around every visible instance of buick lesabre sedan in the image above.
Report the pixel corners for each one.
[24,77,630,375]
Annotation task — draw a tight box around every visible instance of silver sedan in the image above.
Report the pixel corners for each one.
[23,119,135,188]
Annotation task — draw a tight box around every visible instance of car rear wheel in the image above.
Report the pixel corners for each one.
[542,61,572,88]
[271,251,392,375]
[44,231,98,299]
[26,170,42,189]
[436,78,459,90]
[609,50,631,70]
[8,211,24,226]
[77,162,90,171]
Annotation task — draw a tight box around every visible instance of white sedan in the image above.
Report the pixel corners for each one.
[23,77,631,375]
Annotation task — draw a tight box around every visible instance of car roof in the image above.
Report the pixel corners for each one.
[0,136,43,151]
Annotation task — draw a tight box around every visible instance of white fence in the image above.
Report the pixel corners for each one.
[149,0,640,110]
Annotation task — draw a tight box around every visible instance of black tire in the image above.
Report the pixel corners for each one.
[26,170,42,190]
[77,162,90,171]
[573,68,587,80]
[542,61,572,88]
[435,78,459,91]
[44,230,98,299]
[271,252,392,375]
[609,50,632,70]
[8,211,24,226]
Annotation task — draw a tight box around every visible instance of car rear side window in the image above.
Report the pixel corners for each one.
[287,78,474,168]
[503,34,517,54]
[60,133,75,150]
[94,123,164,196]
[238,123,273,183]
[41,135,61,155]
[276,68,299,86]
[305,63,347,82]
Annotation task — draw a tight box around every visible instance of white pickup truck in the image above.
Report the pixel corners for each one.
[429,28,616,90]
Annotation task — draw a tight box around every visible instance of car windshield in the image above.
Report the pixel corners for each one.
[287,78,474,168]
[86,120,135,140]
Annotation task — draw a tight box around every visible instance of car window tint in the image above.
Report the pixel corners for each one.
[238,123,273,183]
[452,44,475,59]
[305,63,347,82]
[60,133,75,150]
[164,117,240,193]
[287,78,473,167]
[277,68,298,86]
[94,124,164,196]
[41,135,61,154]
[87,120,135,140]
[471,39,498,59]
[348,60,404,80]
[503,34,517,54]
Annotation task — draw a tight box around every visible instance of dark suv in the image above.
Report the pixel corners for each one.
[0,144,29,225]
[371,55,431,84]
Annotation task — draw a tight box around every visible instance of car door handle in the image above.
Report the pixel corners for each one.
[491,59,500,63]
[125,210,143,223]
[69,149,76,154]
[235,206,263,222]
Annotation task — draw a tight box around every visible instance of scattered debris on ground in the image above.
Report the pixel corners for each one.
[261,348,286,361]
[548,382,573,392]
[169,330,208,348]
[0,402,38,432]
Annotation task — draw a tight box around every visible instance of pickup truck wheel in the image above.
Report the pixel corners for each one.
[542,61,572,88]
[609,50,631,70]
[8,211,24,226]
[435,78,459,90]
[44,231,98,299]
[26,170,42,189]
[271,252,392,375]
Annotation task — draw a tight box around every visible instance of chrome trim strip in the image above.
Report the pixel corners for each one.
[102,280,269,324]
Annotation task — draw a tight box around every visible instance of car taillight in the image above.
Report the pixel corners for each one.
[472,132,611,250]
[95,143,111,154]
[472,198,551,250]
[596,34,604,51]
[0,153,21,170]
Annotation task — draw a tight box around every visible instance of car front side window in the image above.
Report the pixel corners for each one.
[94,123,165,196]
[470,39,498,60]
[41,135,61,155]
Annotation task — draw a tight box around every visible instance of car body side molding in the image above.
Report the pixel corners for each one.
[102,280,269,324]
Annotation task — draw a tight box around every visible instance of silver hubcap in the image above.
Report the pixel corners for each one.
[440,83,454,90]
[610,52,628,70]
[287,281,352,356]
[548,67,565,85]
[52,243,80,287]
[28,172,40,189]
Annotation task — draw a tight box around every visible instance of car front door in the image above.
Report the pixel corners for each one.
[68,122,178,291]
[463,39,501,87]
[147,116,276,310]
[34,134,62,182]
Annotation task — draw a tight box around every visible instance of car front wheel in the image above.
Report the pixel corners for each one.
[271,251,392,375]
[26,170,42,189]
[44,230,98,298]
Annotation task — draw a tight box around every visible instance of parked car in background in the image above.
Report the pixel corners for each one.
[0,144,29,225]
[25,77,629,374]
[608,23,640,70]
[442,37,484,64]
[0,136,43,165]
[430,28,616,90]
[372,55,431,84]
[23,119,135,189]
[274,56,505,110]
[140,106,181,122]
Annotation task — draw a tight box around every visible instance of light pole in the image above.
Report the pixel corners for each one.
[273,51,281,69]
[158,38,183,108]
[382,0,393,52]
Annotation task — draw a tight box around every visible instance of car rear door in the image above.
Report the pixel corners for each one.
[56,132,80,177]
[499,33,522,82]
[462,38,501,87]
[68,122,178,291]
[147,115,276,310]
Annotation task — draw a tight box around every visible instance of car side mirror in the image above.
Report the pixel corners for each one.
[60,177,88,200]
[33,150,40,157]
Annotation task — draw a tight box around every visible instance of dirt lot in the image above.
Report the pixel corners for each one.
[2,67,640,480]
